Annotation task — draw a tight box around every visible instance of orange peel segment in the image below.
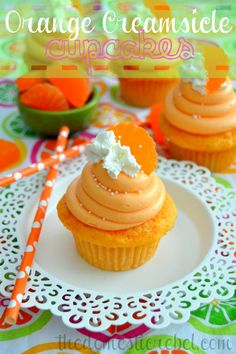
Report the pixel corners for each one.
[110,123,158,175]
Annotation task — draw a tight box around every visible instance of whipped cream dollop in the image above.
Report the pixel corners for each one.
[86,131,141,179]
[179,53,208,95]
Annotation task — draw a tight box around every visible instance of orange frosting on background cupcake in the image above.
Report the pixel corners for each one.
[164,78,236,136]
[160,77,236,171]
[161,78,236,151]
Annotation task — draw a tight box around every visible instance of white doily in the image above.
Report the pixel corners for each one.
[0,156,235,331]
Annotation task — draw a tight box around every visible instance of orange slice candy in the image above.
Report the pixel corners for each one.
[110,123,158,175]
[48,77,92,108]
[20,83,69,111]
[203,45,229,93]
[16,73,45,93]
[147,103,165,145]
[206,78,226,93]
[0,139,20,171]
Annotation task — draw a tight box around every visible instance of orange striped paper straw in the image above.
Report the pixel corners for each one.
[0,144,88,188]
[3,126,70,325]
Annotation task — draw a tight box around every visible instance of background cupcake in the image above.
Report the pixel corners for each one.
[160,54,236,172]
[23,0,86,70]
[57,123,176,271]
[110,8,181,107]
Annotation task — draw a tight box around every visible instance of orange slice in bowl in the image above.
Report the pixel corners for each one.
[20,83,69,111]
[48,77,92,108]
[16,72,45,93]
[110,123,158,175]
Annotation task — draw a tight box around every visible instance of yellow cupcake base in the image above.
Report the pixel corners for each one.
[57,194,177,272]
[119,79,178,107]
[73,236,159,271]
[168,142,236,172]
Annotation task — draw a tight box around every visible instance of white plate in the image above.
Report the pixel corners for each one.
[31,179,214,294]
[0,156,235,331]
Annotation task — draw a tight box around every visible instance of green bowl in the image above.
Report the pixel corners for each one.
[18,86,100,136]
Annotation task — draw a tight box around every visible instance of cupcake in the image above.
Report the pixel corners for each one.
[23,1,86,69]
[57,123,176,271]
[160,55,236,172]
[118,75,179,108]
[110,9,180,107]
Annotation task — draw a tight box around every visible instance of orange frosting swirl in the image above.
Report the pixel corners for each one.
[65,163,166,231]
[164,78,236,135]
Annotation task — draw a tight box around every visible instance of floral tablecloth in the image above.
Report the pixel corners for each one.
[0,1,236,353]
